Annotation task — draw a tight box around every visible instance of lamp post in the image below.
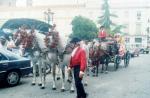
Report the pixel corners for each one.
[147,19,150,40]
[44,8,54,25]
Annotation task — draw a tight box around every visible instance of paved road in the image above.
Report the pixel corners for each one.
[0,54,150,98]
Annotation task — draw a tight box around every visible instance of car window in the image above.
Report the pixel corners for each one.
[0,53,8,61]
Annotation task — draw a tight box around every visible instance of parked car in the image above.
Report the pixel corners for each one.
[0,49,32,86]
[129,48,140,57]
[140,47,149,54]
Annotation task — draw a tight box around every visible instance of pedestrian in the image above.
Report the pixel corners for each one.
[67,37,88,98]
[0,36,7,50]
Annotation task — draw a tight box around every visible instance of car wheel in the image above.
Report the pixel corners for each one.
[6,70,20,86]
[131,54,134,57]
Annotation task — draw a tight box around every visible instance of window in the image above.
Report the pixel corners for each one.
[26,0,32,7]
[136,22,141,35]
[125,37,130,43]
[135,38,142,43]
[137,11,141,20]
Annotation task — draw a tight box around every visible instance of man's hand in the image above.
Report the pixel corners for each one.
[67,67,71,73]
[79,71,84,78]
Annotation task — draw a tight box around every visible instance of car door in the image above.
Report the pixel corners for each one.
[0,53,9,72]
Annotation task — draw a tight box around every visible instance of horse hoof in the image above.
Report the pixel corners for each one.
[31,83,36,86]
[70,90,75,93]
[57,77,61,80]
[92,75,96,77]
[105,71,108,74]
[38,83,42,86]
[84,83,88,86]
[61,89,65,92]
[101,71,104,73]
[67,79,72,83]
[40,86,45,89]
[52,87,56,90]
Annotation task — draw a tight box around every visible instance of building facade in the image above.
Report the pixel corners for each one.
[0,0,150,37]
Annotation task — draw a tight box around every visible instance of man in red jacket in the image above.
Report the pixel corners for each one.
[68,37,88,98]
[98,26,107,41]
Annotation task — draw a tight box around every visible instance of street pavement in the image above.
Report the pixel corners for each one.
[0,54,150,98]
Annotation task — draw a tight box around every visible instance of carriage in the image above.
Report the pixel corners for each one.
[89,37,131,76]
[100,38,131,71]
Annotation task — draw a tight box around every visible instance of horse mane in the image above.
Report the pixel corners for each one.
[35,30,66,53]
[35,31,47,49]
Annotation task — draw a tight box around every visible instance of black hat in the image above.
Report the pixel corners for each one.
[70,37,81,43]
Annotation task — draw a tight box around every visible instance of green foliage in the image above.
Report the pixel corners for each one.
[98,0,117,30]
[1,18,51,32]
[71,16,98,40]
[98,0,126,35]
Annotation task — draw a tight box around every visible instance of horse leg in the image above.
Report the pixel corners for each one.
[40,66,46,89]
[96,63,99,77]
[67,69,72,83]
[38,60,42,86]
[105,57,109,73]
[93,64,96,77]
[86,65,90,76]
[101,63,104,73]
[61,67,65,92]
[105,64,108,73]
[83,67,88,86]
[56,65,61,80]
[52,64,56,90]
[83,62,89,86]
[31,61,36,85]
[83,60,90,86]
[70,70,75,93]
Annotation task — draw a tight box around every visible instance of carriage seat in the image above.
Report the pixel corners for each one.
[100,40,119,56]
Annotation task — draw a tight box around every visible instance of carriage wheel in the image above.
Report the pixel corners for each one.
[124,52,130,67]
[114,55,120,71]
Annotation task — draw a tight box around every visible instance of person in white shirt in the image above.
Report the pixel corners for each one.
[7,36,16,49]
[0,36,7,50]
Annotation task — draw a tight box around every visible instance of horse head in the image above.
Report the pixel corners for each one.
[64,43,74,54]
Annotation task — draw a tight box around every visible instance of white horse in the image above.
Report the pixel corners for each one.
[81,40,90,86]
[30,33,45,88]
[58,43,75,92]
[58,40,91,92]
[33,31,59,89]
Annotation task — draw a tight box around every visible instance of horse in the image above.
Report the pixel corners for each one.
[58,40,90,92]
[58,42,75,92]
[80,40,90,86]
[99,39,120,72]
[12,30,51,89]
[30,33,45,88]
[89,40,110,76]
[32,31,60,89]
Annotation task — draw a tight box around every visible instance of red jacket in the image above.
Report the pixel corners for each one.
[69,47,87,72]
[98,30,107,38]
